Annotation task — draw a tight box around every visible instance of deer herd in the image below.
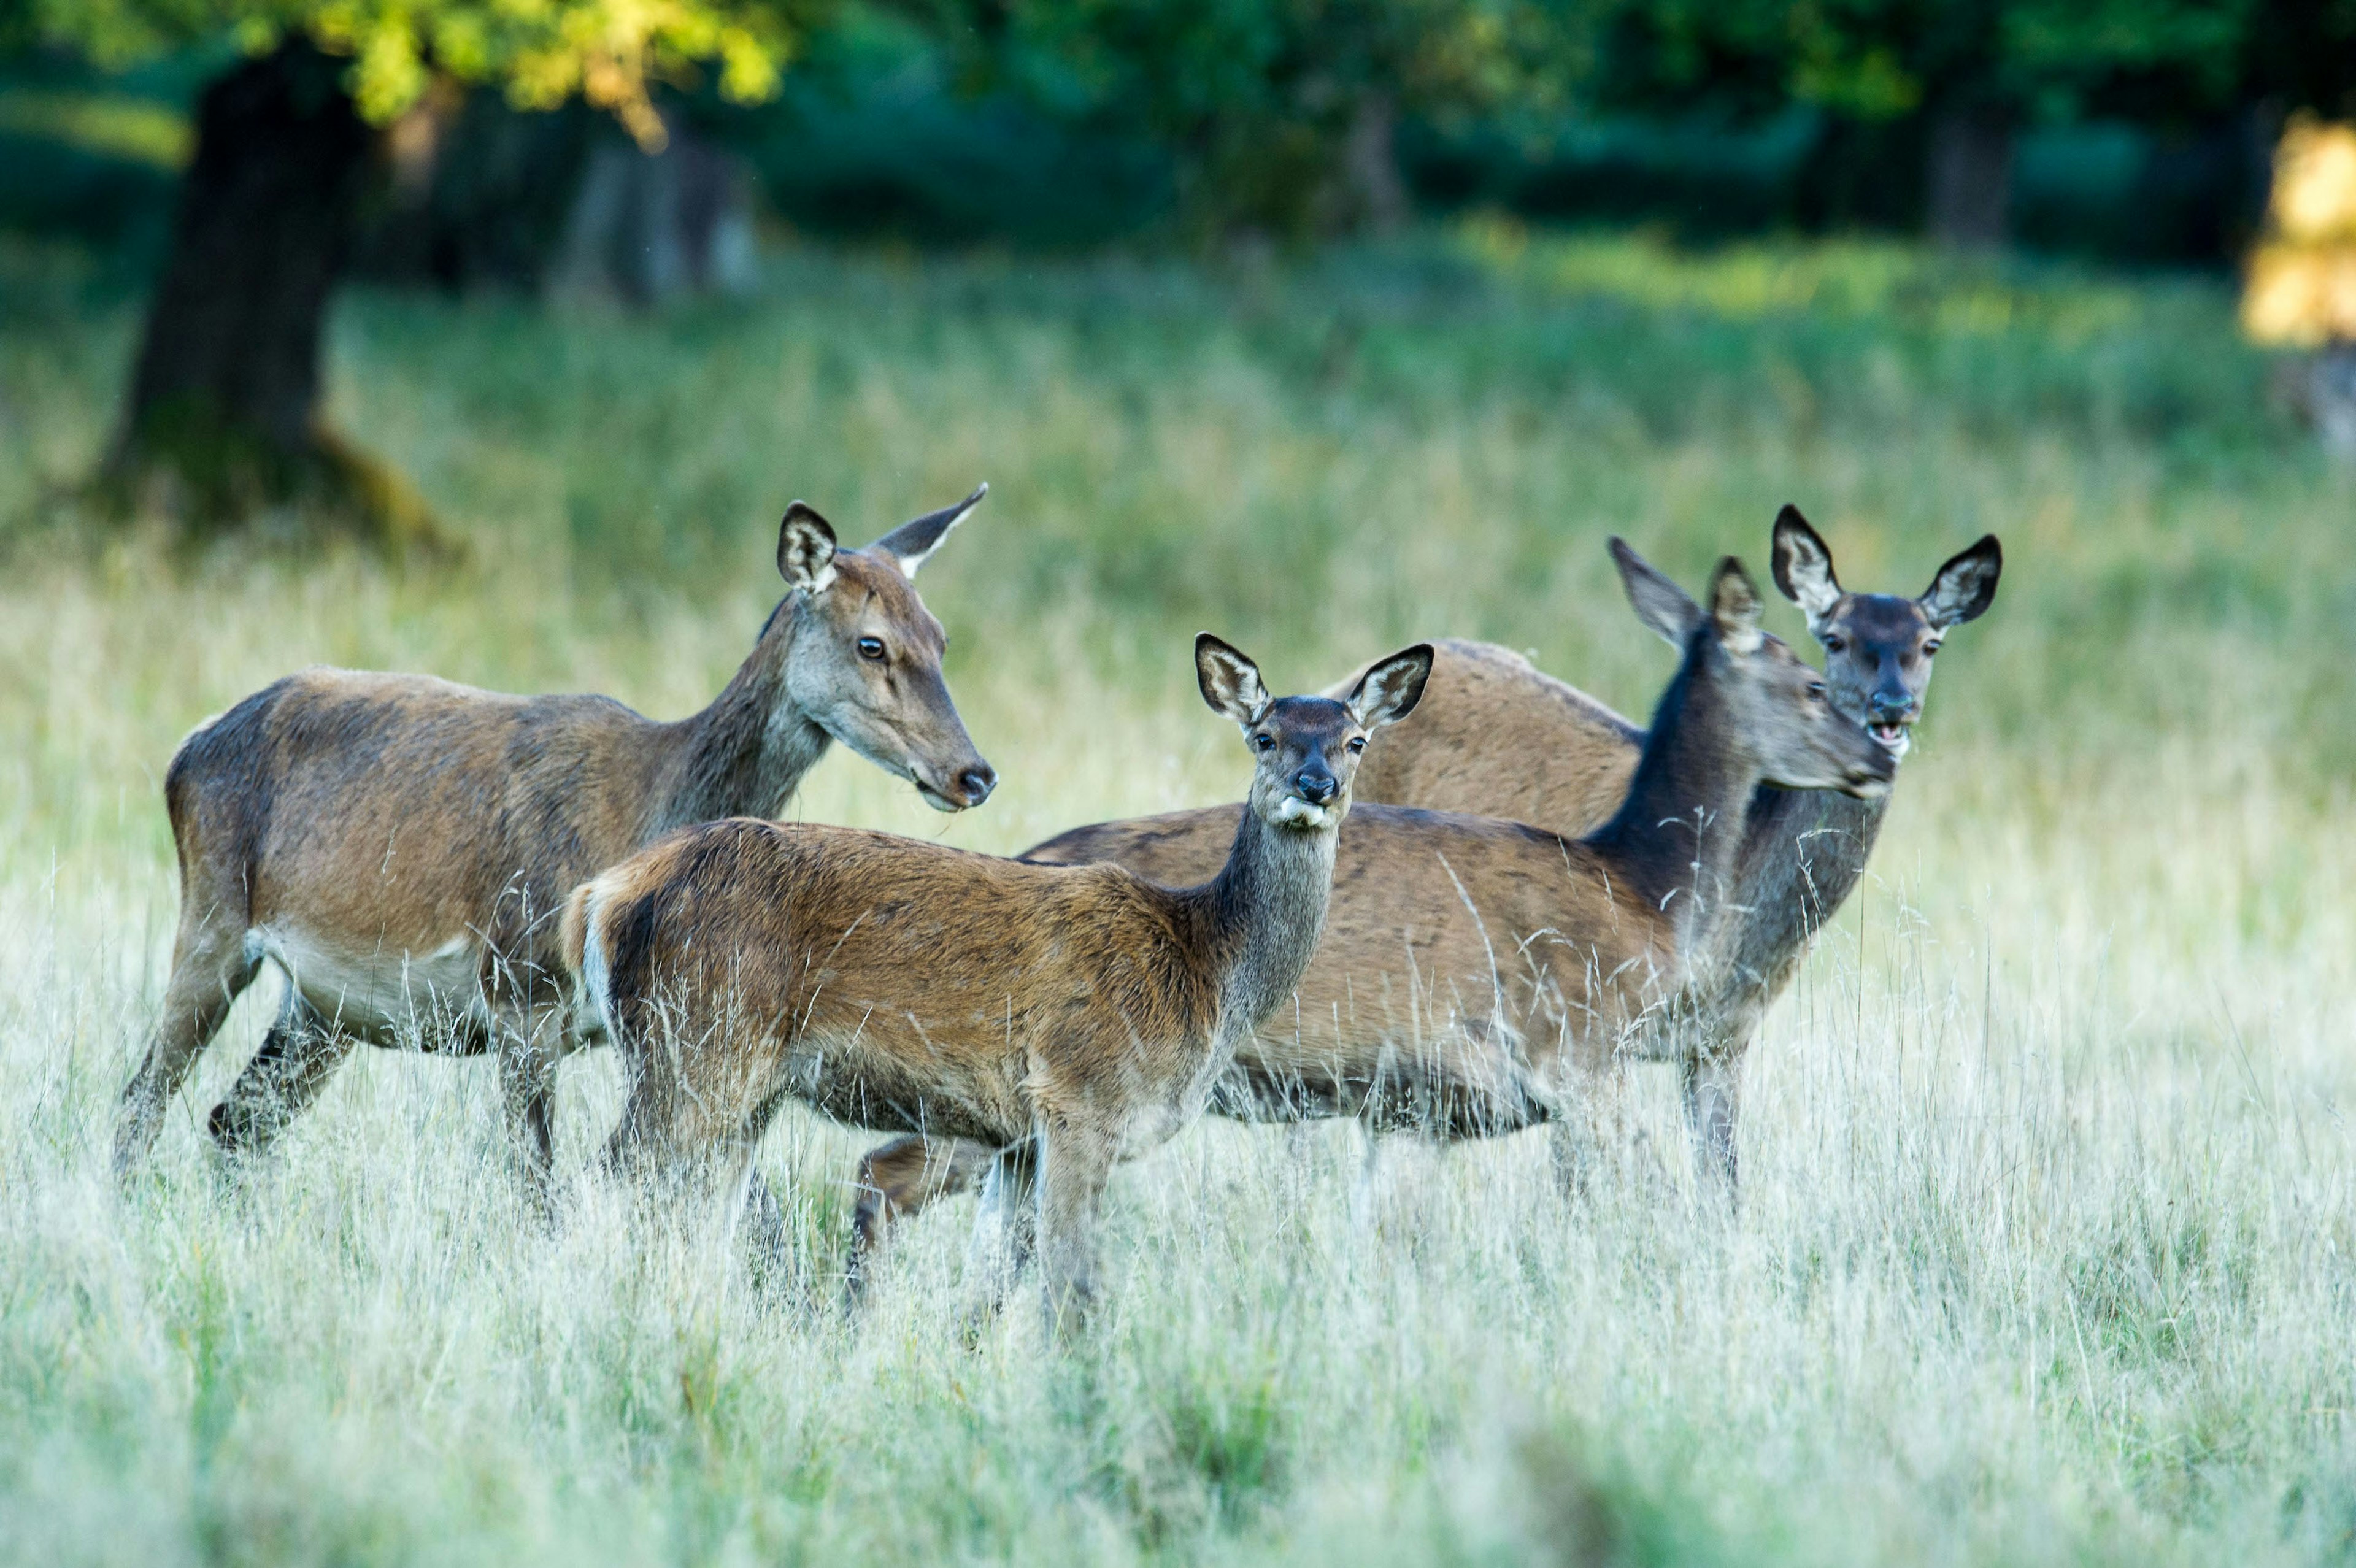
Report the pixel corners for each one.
[113,485,2000,1332]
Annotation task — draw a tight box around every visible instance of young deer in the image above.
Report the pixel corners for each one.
[116,486,998,1193]
[562,636,1433,1328]
[844,547,1898,1278]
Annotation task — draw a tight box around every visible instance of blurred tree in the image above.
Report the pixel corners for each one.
[2244,115,2356,454]
[20,0,803,540]
[981,0,1577,241]
[1594,0,2268,248]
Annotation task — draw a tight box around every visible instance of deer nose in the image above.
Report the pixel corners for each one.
[1295,768,1338,805]
[1869,691,1916,721]
[957,764,997,807]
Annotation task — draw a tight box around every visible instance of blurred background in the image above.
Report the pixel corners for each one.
[2,0,2355,554]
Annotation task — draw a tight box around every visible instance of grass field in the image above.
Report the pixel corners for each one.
[1,225,2353,1565]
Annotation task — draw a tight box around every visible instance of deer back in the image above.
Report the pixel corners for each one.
[572,818,1232,1145]
[1333,638,1642,838]
[1026,802,1673,1123]
[169,669,668,978]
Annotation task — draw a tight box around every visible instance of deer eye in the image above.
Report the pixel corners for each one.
[1923,640,1942,656]
[857,636,886,661]
[1807,681,1827,700]
[1822,635,1846,654]
[1252,733,1276,753]
[1346,737,1366,755]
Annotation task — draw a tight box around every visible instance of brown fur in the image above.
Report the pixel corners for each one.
[1336,637,1642,832]
[115,490,998,1189]
[844,546,1901,1270]
[566,639,1433,1328]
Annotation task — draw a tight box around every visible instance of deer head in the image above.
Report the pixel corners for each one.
[1770,506,2001,762]
[1612,540,1894,800]
[775,485,998,810]
[1196,635,1433,832]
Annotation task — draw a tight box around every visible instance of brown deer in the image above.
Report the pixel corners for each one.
[843,543,1902,1286]
[115,486,999,1194]
[561,636,1434,1328]
[1334,507,2000,1183]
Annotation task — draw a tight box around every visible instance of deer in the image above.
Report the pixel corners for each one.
[560,636,1434,1329]
[841,542,1904,1291]
[1331,507,2000,1184]
[115,485,1000,1199]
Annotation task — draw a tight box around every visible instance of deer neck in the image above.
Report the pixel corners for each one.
[1704,780,1890,998]
[1587,644,1760,955]
[1204,803,1340,1054]
[655,596,832,835]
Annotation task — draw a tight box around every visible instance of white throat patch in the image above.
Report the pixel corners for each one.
[1272,796,1338,830]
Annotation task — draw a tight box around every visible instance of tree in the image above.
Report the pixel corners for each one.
[986,0,1574,241]
[24,0,804,540]
[1593,0,2265,248]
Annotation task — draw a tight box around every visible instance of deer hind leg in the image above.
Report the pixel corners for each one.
[601,1011,769,1232]
[207,994,355,1158]
[1034,1115,1119,1339]
[116,900,260,1180]
[847,1134,993,1308]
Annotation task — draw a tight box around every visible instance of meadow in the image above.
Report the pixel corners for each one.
[1,223,2352,1565]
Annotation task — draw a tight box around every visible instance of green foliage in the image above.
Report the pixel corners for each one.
[980,0,1580,236]
[21,0,805,139]
[1595,0,2275,123]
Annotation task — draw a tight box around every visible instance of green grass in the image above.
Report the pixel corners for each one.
[2,226,2354,1565]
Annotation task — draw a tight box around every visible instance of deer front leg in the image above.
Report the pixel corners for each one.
[1547,1058,1632,1199]
[1681,1046,1746,1199]
[959,1142,1037,1337]
[496,1003,565,1216]
[1034,1114,1118,1339]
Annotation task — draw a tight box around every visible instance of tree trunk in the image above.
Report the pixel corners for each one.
[1925,102,2014,252]
[107,39,437,545]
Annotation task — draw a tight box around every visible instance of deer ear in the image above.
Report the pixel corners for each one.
[1195,634,1271,726]
[1709,557,1766,656]
[871,483,987,580]
[1920,534,2001,628]
[777,503,839,594]
[1611,537,1703,647]
[1770,505,1842,621]
[1345,644,1434,731]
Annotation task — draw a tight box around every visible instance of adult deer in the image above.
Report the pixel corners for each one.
[844,544,1901,1288]
[115,486,999,1194]
[562,636,1433,1329]
[1334,507,1999,1184]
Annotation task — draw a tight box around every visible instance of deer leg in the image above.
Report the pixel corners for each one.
[959,1142,1037,1335]
[1681,1048,1745,1200]
[116,913,258,1180]
[1347,1120,1385,1230]
[847,1134,992,1308]
[207,994,354,1158]
[496,1004,565,1216]
[1034,1115,1118,1339]
[1547,1061,1631,1200]
[715,1091,801,1292]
